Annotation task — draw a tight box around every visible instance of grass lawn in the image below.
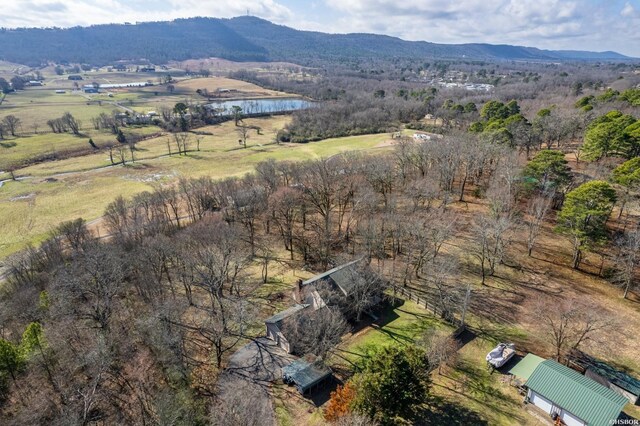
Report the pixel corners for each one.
[0,75,288,140]
[168,76,291,98]
[430,337,541,426]
[0,116,394,259]
[332,299,453,367]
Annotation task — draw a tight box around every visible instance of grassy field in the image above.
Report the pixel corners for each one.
[0,74,303,168]
[0,95,121,130]
[0,115,393,259]
[0,72,383,260]
[0,126,162,167]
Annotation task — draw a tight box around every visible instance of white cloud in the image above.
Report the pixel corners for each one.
[322,0,640,56]
[0,0,293,28]
[621,1,638,17]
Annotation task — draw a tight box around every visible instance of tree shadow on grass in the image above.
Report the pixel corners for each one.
[371,324,414,345]
[417,396,488,425]
[433,361,525,420]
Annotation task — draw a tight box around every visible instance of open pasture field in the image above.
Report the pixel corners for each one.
[0,96,121,130]
[0,115,393,258]
[0,72,292,134]
[0,60,30,79]
[139,76,293,99]
[0,125,162,168]
[0,75,296,167]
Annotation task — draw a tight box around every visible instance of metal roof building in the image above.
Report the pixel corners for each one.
[569,350,640,405]
[525,360,628,426]
[508,353,545,381]
[282,359,332,395]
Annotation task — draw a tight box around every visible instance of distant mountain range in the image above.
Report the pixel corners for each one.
[0,16,632,67]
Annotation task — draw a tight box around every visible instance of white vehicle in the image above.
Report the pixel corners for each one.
[486,343,515,368]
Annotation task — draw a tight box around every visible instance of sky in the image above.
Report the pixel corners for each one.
[2,0,640,57]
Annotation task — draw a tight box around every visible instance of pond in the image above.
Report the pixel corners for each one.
[207,98,313,116]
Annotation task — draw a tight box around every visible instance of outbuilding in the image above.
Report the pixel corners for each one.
[569,351,640,405]
[282,359,333,395]
[508,353,545,383]
[525,360,627,426]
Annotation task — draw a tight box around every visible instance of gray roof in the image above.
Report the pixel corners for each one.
[265,304,309,325]
[574,354,640,396]
[302,258,364,296]
[282,359,332,392]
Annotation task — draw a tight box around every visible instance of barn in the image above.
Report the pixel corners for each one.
[525,360,627,426]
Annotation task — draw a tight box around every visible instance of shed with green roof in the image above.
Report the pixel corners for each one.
[509,353,545,381]
[525,359,628,426]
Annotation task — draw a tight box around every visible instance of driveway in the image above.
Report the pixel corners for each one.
[216,337,295,425]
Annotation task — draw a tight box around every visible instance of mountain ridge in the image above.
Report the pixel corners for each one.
[0,16,632,67]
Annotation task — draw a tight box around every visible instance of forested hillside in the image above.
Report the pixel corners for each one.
[0,16,631,67]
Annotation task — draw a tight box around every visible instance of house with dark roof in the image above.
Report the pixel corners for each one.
[300,258,364,297]
[266,258,380,353]
[297,257,381,319]
[525,359,628,426]
[264,304,309,353]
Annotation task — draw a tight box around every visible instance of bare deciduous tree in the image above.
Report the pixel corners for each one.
[524,190,554,257]
[536,298,617,361]
[269,187,303,259]
[236,125,250,148]
[210,381,267,426]
[613,228,640,299]
[2,115,21,136]
[282,306,348,359]
[420,329,459,374]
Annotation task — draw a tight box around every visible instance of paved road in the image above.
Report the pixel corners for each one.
[216,337,295,426]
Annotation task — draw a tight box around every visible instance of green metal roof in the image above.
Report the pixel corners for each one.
[526,360,628,426]
[508,353,545,381]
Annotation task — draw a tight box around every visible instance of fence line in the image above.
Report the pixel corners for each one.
[393,285,465,329]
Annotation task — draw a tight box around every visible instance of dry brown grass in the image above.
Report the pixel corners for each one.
[168,77,292,98]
